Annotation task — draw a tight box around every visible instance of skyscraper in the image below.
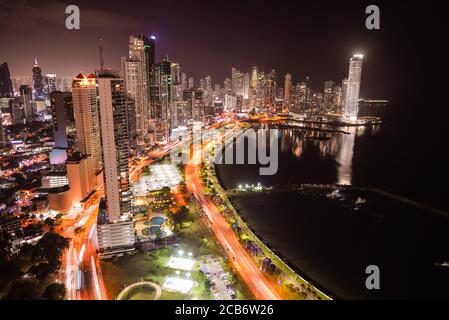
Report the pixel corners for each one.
[19,85,33,120]
[0,114,5,146]
[44,74,57,96]
[96,71,135,257]
[72,73,102,176]
[0,62,13,98]
[121,35,149,142]
[50,91,72,150]
[304,76,312,110]
[323,80,336,111]
[284,73,292,107]
[343,54,363,120]
[97,72,131,219]
[32,59,44,99]
[340,78,348,113]
[49,91,73,165]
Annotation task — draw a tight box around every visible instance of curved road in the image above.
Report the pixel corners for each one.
[185,132,281,300]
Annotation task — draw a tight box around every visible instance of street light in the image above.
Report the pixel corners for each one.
[178,250,184,256]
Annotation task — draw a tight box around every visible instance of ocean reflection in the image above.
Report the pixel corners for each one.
[279,124,375,185]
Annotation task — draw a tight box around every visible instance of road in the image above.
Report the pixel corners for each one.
[59,187,108,300]
[185,128,281,300]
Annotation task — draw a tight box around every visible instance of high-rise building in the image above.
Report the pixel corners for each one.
[323,80,336,111]
[96,71,135,257]
[0,114,5,146]
[121,35,149,142]
[251,66,258,89]
[50,92,72,150]
[243,73,250,101]
[332,85,342,112]
[0,62,13,98]
[19,85,33,120]
[341,78,348,113]
[304,76,312,110]
[72,73,102,175]
[181,72,187,90]
[343,54,363,120]
[295,82,307,113]
[44,74,57,97]
[49,91,73,165]
[32,59,44,99]
[97,72,131,220]
[125,97,137,150]
[284,73,292,107]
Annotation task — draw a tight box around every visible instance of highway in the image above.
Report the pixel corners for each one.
[185,127,281,300]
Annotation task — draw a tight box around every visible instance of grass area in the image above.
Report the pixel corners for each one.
[101,249,171,299]
[101,199,254,300]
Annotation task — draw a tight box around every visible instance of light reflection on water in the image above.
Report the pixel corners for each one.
[278,123,381,185]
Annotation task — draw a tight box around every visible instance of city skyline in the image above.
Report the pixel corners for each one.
[0,0,407,100]
[1,0,448,304]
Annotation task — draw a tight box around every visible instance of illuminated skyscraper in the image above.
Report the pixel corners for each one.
[341,78,348,113]
[19,85,33,120]
[49,91,73,165]
[243,73,250,100]
[72,73,102,176]
[32,59,44,99]
[323,80,335,111]
[343,54,363,120]
[97,72,131,219]
[284,73,292,107]
[0,62,13,98]
[96,71,135,257]
[121,35,149,142]
[0,114,5,146]
[44,74,57,96]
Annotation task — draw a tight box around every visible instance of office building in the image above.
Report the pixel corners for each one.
[72,73,102,175]
[96,71,134,256]
[343,54,363,120]
[0,62,13,98]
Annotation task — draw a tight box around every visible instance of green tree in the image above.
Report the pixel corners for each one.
[0,259,23,280]
[171,205,189,227]
[42,283,66,300]
[33,232,69,268]
[4,279,40,300]
[28,262,56,280]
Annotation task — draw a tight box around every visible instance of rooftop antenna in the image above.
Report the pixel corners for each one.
[98,35,104,71]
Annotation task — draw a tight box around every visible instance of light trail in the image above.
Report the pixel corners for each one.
[78,244,86,265]
[88,223,96,240]
[91,255,103,300]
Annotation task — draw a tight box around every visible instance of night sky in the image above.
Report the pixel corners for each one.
[0,0,446,110]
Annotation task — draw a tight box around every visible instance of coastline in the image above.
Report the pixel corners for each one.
[206,130,333,300]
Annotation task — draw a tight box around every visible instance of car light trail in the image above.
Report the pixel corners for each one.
[91,255,102,300]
